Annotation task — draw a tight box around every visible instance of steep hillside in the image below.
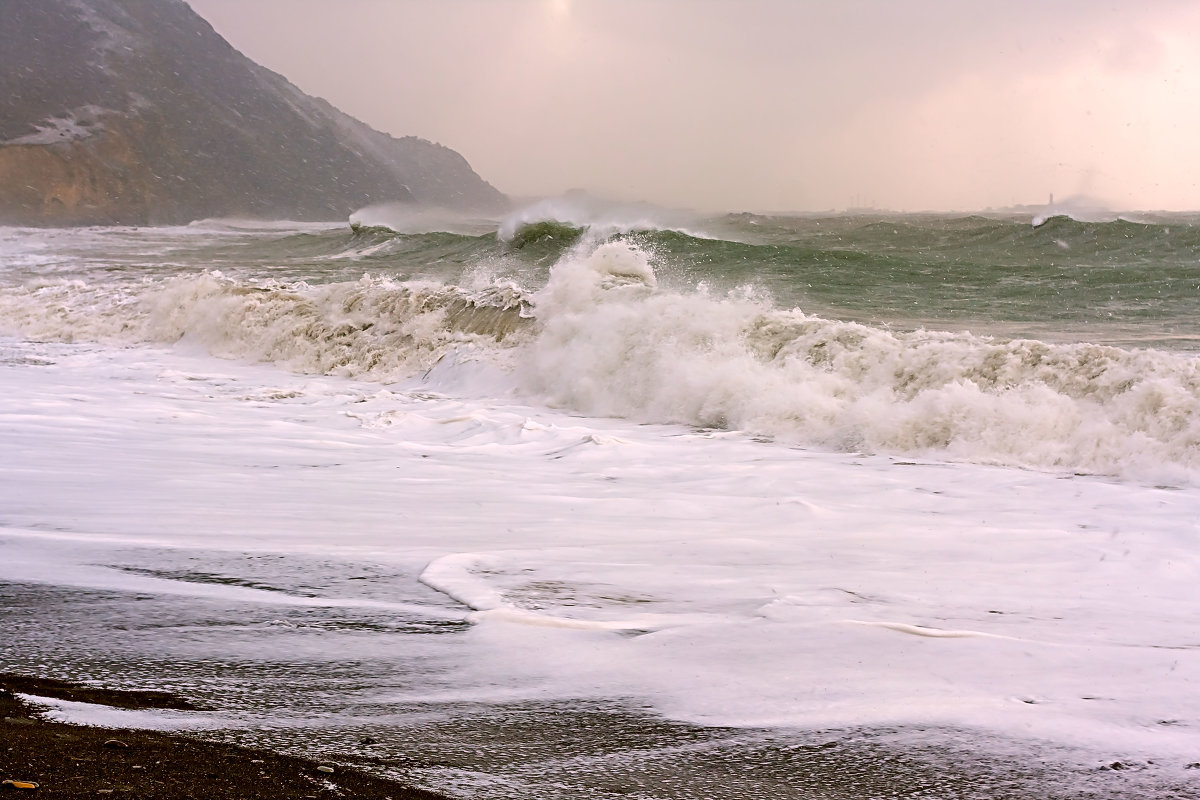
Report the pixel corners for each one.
[0,0,506,225]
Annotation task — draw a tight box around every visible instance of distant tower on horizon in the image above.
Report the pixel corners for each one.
[1049,193,1054,206]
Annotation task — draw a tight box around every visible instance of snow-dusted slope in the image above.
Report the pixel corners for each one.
[0,0,506,225]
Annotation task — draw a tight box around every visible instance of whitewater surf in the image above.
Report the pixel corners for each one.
[2,204,1198,799]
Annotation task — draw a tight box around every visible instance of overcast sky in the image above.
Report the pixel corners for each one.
[188,0,1200,212]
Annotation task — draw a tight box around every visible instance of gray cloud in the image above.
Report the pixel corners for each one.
[188,0,1200,211]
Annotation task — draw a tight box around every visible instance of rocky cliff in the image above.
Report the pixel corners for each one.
[0,0,507,226]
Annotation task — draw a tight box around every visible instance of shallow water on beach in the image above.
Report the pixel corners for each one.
[4,577,1197,800]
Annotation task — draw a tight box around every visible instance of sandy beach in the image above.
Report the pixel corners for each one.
[6,667,1199,800]
[1,674,450,800]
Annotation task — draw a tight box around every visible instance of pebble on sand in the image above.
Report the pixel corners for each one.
[2,780,39,790]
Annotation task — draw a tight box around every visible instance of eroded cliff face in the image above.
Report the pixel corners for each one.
[0,119,151,225]
[0,0,506,226]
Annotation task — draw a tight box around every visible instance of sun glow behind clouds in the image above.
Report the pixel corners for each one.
[187,0,1200,212]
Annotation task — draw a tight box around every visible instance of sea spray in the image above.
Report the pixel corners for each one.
[3,217,1200,481]
[496,192,713,244]
[523,239,1200,481]
[0,271,531,379]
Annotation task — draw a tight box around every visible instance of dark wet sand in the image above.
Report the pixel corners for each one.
[6,672,1199,800]
[5,576,1200,800]
[0,674,449,800]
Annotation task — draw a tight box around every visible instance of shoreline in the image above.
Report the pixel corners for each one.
[4,670,1198,799]
[0,673,450,800]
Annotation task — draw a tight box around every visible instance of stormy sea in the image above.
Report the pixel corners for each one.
[2,198,1199,799]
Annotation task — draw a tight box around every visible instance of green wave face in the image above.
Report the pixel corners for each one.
[504,220,586,252]
[55,211,1200,353]
[628,213,1200,349]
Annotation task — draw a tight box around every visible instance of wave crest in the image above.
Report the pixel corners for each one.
[497,193,713,244]
[522,242,1200,481]
[1,272,532,380]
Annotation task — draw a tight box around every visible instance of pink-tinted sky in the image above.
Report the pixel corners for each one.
[188,0,1200,212]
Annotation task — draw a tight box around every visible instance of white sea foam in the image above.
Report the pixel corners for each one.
[2,329,1199,768]
[524,239,1200,482]
[3,231,1199,482]
[19,695,229,731]
[0,270,529,380]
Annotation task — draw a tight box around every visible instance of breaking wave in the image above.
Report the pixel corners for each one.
[497,193,715,243]
[0,271,532,379]
[4,216,1200,482]
[523,241,1200,482]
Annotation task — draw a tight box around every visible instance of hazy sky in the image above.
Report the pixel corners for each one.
[188,0,1200,212]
